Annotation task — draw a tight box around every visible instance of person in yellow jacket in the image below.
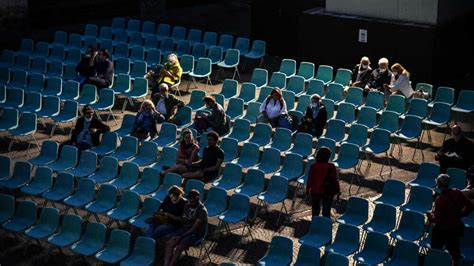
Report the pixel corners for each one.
[151,53,182,95]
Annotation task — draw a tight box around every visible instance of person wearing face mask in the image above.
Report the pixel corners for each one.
[151,83,184,123]
[150,53,183,96]
[258,88,288,128]
[193,96,227,135]
[435,125,474,173]
[297,94,327,137]
[145,186,187,239]
[65,105,110,151]
[366,57,392,93]
[351,56,372,89]
[84,48,114,89]
[383,63,414,99]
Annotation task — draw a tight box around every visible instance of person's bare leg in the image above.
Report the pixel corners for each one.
[162,164,188,177]
[181,170,204,180]
[164,237,179,266]
[169,244,187,266]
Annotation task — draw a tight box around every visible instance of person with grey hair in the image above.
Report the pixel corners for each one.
[297,94,327,137]
[151,83,184,123]
[427,174,473,265]
[366,57,392,93]
[351,56,372,88]
[435,125,474,173]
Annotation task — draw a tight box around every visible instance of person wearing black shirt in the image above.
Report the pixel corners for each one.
[164,190,208,266]
[75,46,97,85]
[366,57,392,93]
[351,56,372,89]
[297,94,327,137]
[435,125,474,173]
[84,48,114,89]
[145,186,187,239]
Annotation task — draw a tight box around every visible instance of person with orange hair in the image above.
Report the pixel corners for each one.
[383,63,414,99]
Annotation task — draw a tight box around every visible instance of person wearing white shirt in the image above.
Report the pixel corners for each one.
[258,88,287,127]
[384,63,414,99]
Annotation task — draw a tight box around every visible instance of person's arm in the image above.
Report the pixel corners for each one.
[171,94,185,108]
[203,158,223,173]
[170,65,182,82]
[459,191,474,217]
[259,99,267,113]
[205,108,225,128]
[92,118,110,133]
[187,145,199,165]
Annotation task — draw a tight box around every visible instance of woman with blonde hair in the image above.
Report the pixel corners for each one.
[131,99,162,140]
[258,88,288,128]
[151,53,183,95]
[384,63,414,99]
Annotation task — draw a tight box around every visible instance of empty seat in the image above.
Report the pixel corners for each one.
[326,223,360,256]
[213,163,242,190]
[363,203,396,234]
[71,222,107,256]
[374,179,405,207]
[109,161,140,190]
[42,172,75,202]
[258,236,293,265]
[390,210,425,242]
[254,148,281,174]
[89,156,119,183]
[299,215,332,249]
[337,196,369,226]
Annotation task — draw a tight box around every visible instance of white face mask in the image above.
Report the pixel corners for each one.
[85,116,92,122]
[311,102,319,108]
[392,71,399,76]
[379,68,387,73]
[361,64,368,69]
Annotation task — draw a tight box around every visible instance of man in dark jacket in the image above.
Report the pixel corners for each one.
[85,49,114,89]
[66,105,110,150]
[366,57,392,92]
[297,94,327,137]
[151,83,185,122]
[75,46,97,85]
[435,125,474,173]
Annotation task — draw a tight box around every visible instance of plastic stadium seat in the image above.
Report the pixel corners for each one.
[362,90,384,112]
[238,82,257,105]
[24,73,45,93]
[45,61,65,79]
[424,249,452,266]
[213,163,242,190]
[120,236,156,266]
[64,48,81,65]
[83,23,98,39]
[29,57,47,75]
[141,21,156,37]
[122,77,148,111]
[90,132,118,156]
[268,72,286,90]
[324,119,346,142]
[296,61,314,82]
[446,168,467,190]
[204,187,228,217]
[107,190,140,222]
[211,93,224,107]
[279,58,296,78]
[400,185,433,214]
[189,57,213,89]
[218,193,252,235]
[265,127,291,152]
[282,89,296,110]
[112,114,134,138]
[332,68,352,86]
[2,200,37,232]
[423,103,451,141]
[233,142,259,168]
[353,231,390,265]
[0,107,19,131]
[333,142,360,187]
[109,161,139,190]
[0,155,11,180]
[51,99,78,135]
[361,128,392,175]
[20,167,53,196]
[48,145,78,172]
[392,115,423,160]
[220,137,239,163]
[374,179,405,207]
[258,236,293,265]
[355,106,377,129]
[0,68,10,86]
[17,38,34,55]
[324,83,344,104]
[63,63,78,80]
[326,223,360,256]
[234,37,249,55]
[77,84,98,106]
[415,83,433,100]
[129,141,158,167]
[71,222,107,256]
[294,244,320,266]
[452,90,474,113]
[276,153,303,181]
[226,118,251,142]
[63,178,96,209]
[0,50,15,68]
[65,33,82,51]
[217,49,240,80]
[150,147,177,172]
[11,54,30,71]
[67,150,97,178]
[25,207,60,239]
[254,148,281,174]
[256,175,289,224]
[129,197,161,229]
[202,31,217,49]
[249,68,268,88]
[322,98,335,119]
[153,122,177,147]
[85,184,117,215]
[171,26,186,42]
[235,169,265,197]
[225,97,244,121]
[48,214,83,248]
[81,37,98,53]
[42,172,75,202]
[36,96,60,119]
[402,99,428,119]
[343,87,364,107]
[429,86,454,107]
[186,89,206,111]
[145,48,161,69]
[409,162,440,188]
[218,34,233,51]
[337,197,369,226]
[89,156,119,183]
[247,123,272,146]
[110,136,138,161]
[208,46,223,65]
[175,40,191,57]
[0,161,32,189]
[315,65,333,85]
[390,210,425,241]
[129,167,159,196]
[184,179,205,197]
[363,203,396,234]
[384,240,419,266]
[152,173,182,201]
[342,123,368,147]
[48,45,65,63]
[115,57,131,75]
[143,35,158,52]
[386,94,406,115]
[8,111,38,154]
[156,23,171,40]
[299,215,332,249]
[219,79,238,99]
[376,110,399,134]
[325,252,348,266]
[255,86,272,104]
[244,39,266,62]
[129,32,143,48]
[8,69,28,88]
[286,75,305,96]
[242,102,260,123]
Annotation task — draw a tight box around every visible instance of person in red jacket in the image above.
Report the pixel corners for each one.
[305,147,340,217]
[427,174,473,264]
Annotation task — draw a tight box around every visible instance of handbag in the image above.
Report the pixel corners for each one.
[323,167,340,196]
[278,114,293,130]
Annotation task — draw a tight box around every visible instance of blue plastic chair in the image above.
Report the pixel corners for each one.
[219,79,238,99]
[153,122,177,147]
[120,236,156,266]
[402,98,428,119]
[186,89,206,111]
[353,231,390,265]
[429,86,454,107]
[391,115,424,161]
[362,90,384,112]
[254,148,281,174]
[238,82,257,105]
[107,190,140,222]
[0,107,19,131]
[324,83,344,104]
[63,178,96,210]
[361,128,392,176]
[235,169,265,197]
[51,99,78,136]
[376,110,400,134]
[325,252,348,266]
[112,114,134,138]
[355,106,377,129]
[2,200,37,232]
[343,123,368,147]
[89,156,119,183]
[141,21,156,37]
[343,87,364,107]
[122,77,148,111]
[17,38,34,55]
[184,179,205,198]
[189,57,212,89]
[299,215,332,249]
[109,161,139,190]
[0,160,32,189]
[144,48,161,69]
[286,75,305,96]
[208,46,223,65]
[256,175,289,225]
[36,95,60,118]
[152,173,182,201]
[29,57,47,75]
[8,111,39,155]
[24,74,45,94]
[48,45,65,63]
[77,84,98,106]
[446,167,467,190]
[337,196,369,226]
[64,48,81,65]
[326,223,360,256]
[218,34,233,50]
[384,240,419,266]
[315,65,333,85]
[47,61,65,79]
[115,57,131,75]
[247,123,272,146]
[150,146,178,172]
[333,68,352,86]
[217,49,240,80]
[65,33,82,51]
[297,61,315,82]
[226,118,251,142]
[335,102,356,124]
[334,142,360,192]
[156,23,171,40]
[322,98,335,119]
[276,153,304,181]
[374,179,405,207]
[67,150,97,178]
[0,155,11,180]
[233,142,259,168]
[386,94,406,115]
[129,141,158,167]
[244,40,266,66]
[324,119,346,143]
[363,203,396,234]
[48,145,78,172]
[249,68,268,88]
[204,186,228,217]
[0,50,15,68]
[315,137,336,161]
[47,214,83,248]
[390,210,425,241]
[90,131,118,156]
[400,185,433,214]
[11,54,30,72]
[25,207,60,239]
[110,136,138,161]
[83,23,98,39]
[242,102,260,123]
[85,184,117,216]
[234,37,249,54]
[306,79,324,97]
[129,167,160,196]
[129,197,161,229]
[282,90,296,110]
[71,222,107,256]
[8,70,28,89]
[423,102,451,143]
[20,167,53,196]
[42,172,75,203]
[226,97,244,120]
[258,236,293,265]
[218,193,252,237]
[424,248,452,266]
[409,162,440,188]
[170,25,186,42]
[213,163,242,190]
[219,137,238,163]
[280,58,297,78]
[62,63,78,80]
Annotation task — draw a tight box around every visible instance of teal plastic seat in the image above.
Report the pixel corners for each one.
[390,210,425,241]
[115,57,131,75]
[298,62,315,82]
[130,167,160,195]
[11,54,30,72]
[152,173,182,201]
[130,141,158,166]
[156,23,171,40]
[256,86,273,103]
[227,118,251,142]
[129,197,161,229]
[85,184,117,214]
[90,88,115,123]
[429,86,454,107]
[0,155,11,180]
[238,82,257,105]
[324,119,346,142]
[186,89,206,111]
[295,95,311,114]
[400,185,433,214]
[333,68,352,86]
[384,240,419,266]
[415,83,433,100]
[362,90,384,112]
[51,100,79,135]
[289,133,313,157]
[175,40,191,58]
[218,34,233,50]
[143,35,158,52]
[376,110,399,133]
[3,87,24,108]
[402,98,428,119]
[219,79,238,99]
[89,156,119,183]
[42,172,75,202]
[0,50,15,68]
[247,123,272,146]
[63,63,78,80]
[392,115,423,160]
[63,178,96,209]
[64,48,81,65]
[129,33,144,50]
[90,132,118,156]
[256,175,289,224]
[269,71,287,90]
[213,162,242,190]
[153,122,177,147]
[218,193,251,227]
[129,59,146,78]
[208,46,223,65]
[67,150,97,178]
[37,95,60,118]
[235,169,265,197]
[363,203,396,234]
[234,37,249,54]
[361,128,392,172]
[212,92,225,107]
[184,179,205,197]
[423,102,451,130]
[242,102,261,123]
[324,83,344,104]
[424,248,452,266]
[191,43,206,59]
[249,68,268,88]
[315,65,333,85]
[275,153,303,181]
[343,123,368,147]
[282,89,295,110]
[0,160,32,189]
[65,33,82,51]
[409,162,440,188]
[149,147,177,172]
[353,231,390,265]
[258,236,293,265]
[71,221,107,256]
[141,21,156,37]
[113,114,134,138]
[220,137,239,163]
[170,25,186,42]
[120,236,156,266]
[217,49,240,80]
[83,23,98,39]
[29,57,47,75]
[226,97,244,120]
[171,106,191,128]
[254,148,281,174]
[337,196,369,226]
[343,87,364,107]
[355,106,377,129]
[322,98,335,119]
[189,57,212,88]
[386,94,406,115]
[25,207,60,239]
[204,186,228,217]
[286,75,305,96]
[48,214,83,248]
[0,107,19,131]
[0,67,10,86]
[306,79,324,96]
[48,145,78,172]
[244,39,266,61]
[374,179,405,207]
[111,74,131,95]
[47,60,64,77]
[333,142,360,174]
[267,127,292,152]
[8,111,38,153]
[20,167,53,196]
[2,200,37,232]
[326,223,360,256]
[122,77,148,111]
[48,45,65,63]
[279,58,296,78]
[145,49,161,69]
[107,190,140,221]
[17,38,34,55]
[109,161,139,190]
[95,228,131,263]
[325,252,348,266]
[299,215,332,249]
[77,84,98,106]
[110,136,138,161]
[233,142,259,168]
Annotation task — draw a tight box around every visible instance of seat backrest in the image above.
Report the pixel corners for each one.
[157,24,171,37]
[298,61,315,80]
[345,123,368,147]
[406,98,428,118]
[345,87,363,106]
[386,94,406,114]
[377,110,399,133]
[316,65,333,83]
[417,162,440,181]
[171,26,186,41]
[218,34,234,50]
[433,86,454,105]
[287,75,305,95]
[203,31,217,47]
[99,156,119,176]
[266,236,293,263]
[269,71,287,89]
[279,58,296,77]
[315,137,336,160]
[325,252,348,266]
[234,37,249,54]
[228,193,250,215]
[356,106,377,128]
[415,82,433,99]
[333,223,359,247]
[250,68,268,88]
[365,90,384,111]
[333,68,352,86]
[267,174,289,197]
[321,98,335,118]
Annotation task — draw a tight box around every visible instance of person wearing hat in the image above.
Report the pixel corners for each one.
[427,174,473,264]
[66,105,110,151]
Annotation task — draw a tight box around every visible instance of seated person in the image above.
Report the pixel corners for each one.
[462,166,474,200]
[194,96,227,135]
[150,53,182,95]
[145,186,187,239]
[151,83,185,123]
[258,88,287,128]
[164,189,208,266]
[366,57,392,94]
[163,131,223,182]
[297,94,327,137]
[435,125,474,173]
[161,129,199,176]
[130,100,163,141]
[65,105,110,151]
[383,63,414,99]
[351,56,372,89]
[75,45,97,85]
[84,48,114,89]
